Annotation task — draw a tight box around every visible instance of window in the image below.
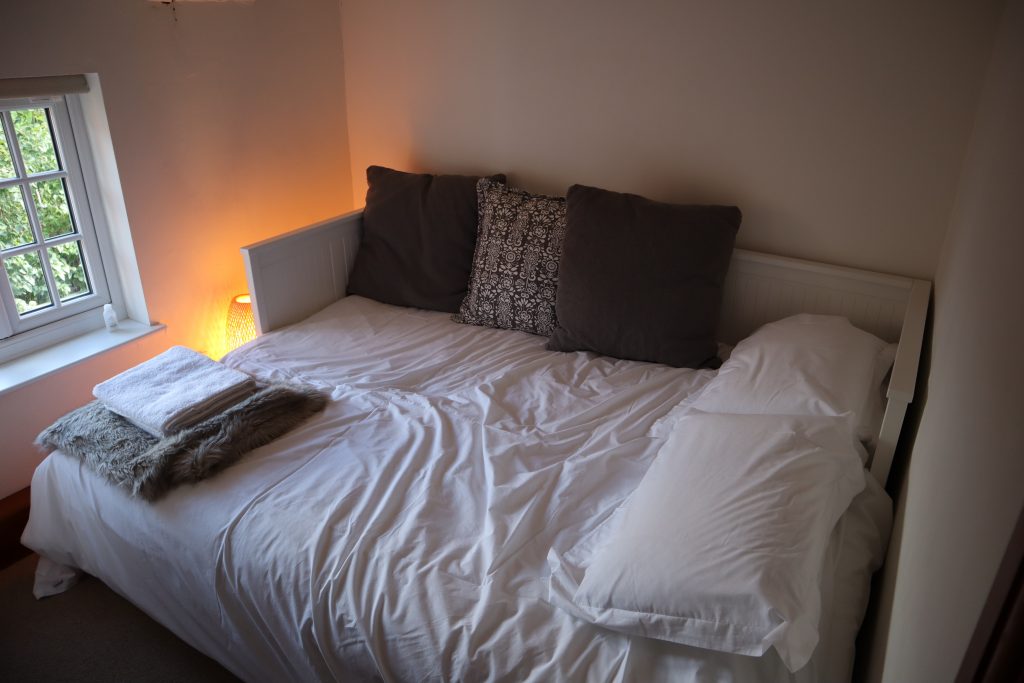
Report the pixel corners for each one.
[0,76,155,389]
[0,97,109,335]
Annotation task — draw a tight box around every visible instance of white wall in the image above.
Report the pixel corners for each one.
[0,0,354,498]
[866,0,1024,679]
[340,0,1003,280]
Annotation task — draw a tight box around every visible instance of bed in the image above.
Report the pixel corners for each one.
[22,205,929,682]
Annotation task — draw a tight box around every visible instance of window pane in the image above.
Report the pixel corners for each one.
[12,108,60,175]
[47,240,91,301]
[0,185,34,250]
[0,121,14,179]
[32,178,74,239]
[5,250,53,314]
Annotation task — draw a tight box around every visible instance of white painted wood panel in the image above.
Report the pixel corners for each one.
[721,249,913,345]
[241,211,361,335]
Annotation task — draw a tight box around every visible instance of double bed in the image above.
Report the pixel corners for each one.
[23,208,929,682]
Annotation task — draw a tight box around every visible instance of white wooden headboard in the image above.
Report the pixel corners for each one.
[241,211,930,488]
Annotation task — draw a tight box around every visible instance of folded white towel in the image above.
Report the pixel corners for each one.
[93,346,256,437]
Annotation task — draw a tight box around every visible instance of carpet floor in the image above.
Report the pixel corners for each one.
[0,554,239,682]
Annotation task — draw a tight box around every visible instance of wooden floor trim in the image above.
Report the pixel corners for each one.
[0,487,31,570]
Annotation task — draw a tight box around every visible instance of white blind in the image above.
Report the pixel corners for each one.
[0,75,89,99]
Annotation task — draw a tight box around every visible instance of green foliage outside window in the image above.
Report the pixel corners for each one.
[0,108,89,314]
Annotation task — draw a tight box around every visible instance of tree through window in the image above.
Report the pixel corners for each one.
[0,96,110,338]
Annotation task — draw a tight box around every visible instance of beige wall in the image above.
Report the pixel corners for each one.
[340,0,1002,280]
[0,0,354,498]
[866,0,1024,679]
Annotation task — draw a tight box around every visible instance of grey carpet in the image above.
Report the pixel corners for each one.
[0,555,239,682]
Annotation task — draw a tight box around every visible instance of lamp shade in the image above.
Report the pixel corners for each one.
[226,293,256,351]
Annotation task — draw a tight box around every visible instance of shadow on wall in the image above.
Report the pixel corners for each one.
[853,295,935,682]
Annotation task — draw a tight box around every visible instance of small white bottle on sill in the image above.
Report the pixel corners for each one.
[103,303,119,331]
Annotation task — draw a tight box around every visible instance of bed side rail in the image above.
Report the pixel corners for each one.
[240,210,363,334]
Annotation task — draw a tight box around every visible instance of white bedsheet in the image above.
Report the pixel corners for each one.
[22,295,891,682]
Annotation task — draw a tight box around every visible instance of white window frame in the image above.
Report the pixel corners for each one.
[0,93,127,364]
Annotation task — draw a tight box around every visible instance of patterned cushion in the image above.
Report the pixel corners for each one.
[453,179,567,336]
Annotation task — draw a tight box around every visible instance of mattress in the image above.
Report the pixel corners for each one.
[22,295,892,682]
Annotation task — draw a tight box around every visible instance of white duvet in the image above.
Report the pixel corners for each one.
[22,295,891,682]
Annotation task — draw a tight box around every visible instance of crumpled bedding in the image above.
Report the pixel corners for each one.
[22,295,891,682]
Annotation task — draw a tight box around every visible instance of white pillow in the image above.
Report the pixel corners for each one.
[693,314,889,443]
[559,411,866,672]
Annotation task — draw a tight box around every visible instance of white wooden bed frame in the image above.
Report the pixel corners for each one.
[241,210,930,488]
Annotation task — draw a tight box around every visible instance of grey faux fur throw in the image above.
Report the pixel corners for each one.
[36,383,327,501]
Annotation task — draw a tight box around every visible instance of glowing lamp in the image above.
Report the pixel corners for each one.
[226,293,256,351]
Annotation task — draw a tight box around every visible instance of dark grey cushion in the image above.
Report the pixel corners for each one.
[347,166,506,313]
[547,184,741,368]
[453,179,567,336]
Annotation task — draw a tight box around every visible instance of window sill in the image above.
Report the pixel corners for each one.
[0,320,165,397]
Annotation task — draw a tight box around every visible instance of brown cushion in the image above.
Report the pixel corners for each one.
[453,179,567,336]
[546,184,741,368]
[347,166,506,312]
